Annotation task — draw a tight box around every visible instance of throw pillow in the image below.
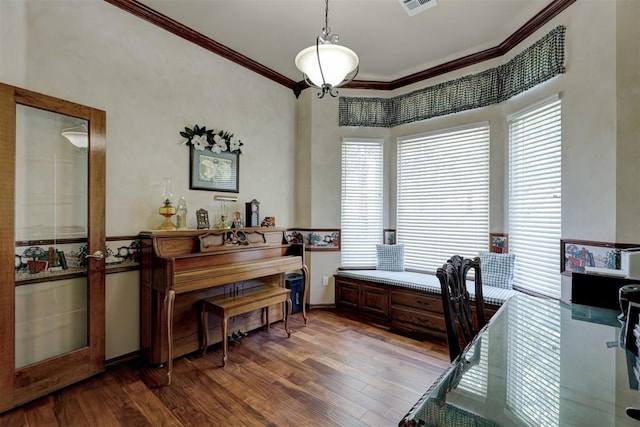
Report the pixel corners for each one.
[479,251,515,289]
[376,244,405,272]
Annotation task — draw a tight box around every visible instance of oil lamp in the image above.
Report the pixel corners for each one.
[158,177,176,230]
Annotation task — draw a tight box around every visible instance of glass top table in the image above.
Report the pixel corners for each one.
[400,293,640,426]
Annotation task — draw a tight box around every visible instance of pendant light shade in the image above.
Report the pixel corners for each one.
[295,43,359,89]
[295,0,359,98]
[61,124,88,148]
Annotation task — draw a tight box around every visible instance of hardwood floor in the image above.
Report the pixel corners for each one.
[0,308,450,427]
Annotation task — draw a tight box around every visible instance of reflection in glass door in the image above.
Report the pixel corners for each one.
[14,105,89,368]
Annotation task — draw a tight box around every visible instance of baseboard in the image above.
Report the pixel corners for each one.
[106,350,140,368]
[307,303,336,309]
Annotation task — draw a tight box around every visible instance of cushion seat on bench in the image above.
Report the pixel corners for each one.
[335,270,519,306]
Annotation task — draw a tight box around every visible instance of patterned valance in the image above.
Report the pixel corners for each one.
[339,25,566,128]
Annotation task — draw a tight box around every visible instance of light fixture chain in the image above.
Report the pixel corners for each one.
[323,0,331,38]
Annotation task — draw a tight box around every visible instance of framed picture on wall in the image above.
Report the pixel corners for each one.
[189,146,239,193]
[489,233,508,253]
[383,229,396,245]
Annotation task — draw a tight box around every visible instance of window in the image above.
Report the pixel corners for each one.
[397,124,490,272]
[508,97,561,298]
[341,139,383,266]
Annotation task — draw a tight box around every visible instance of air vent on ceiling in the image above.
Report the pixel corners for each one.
[399,0,437,16]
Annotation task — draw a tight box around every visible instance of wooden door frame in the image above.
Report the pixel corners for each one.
[0,82,106,412]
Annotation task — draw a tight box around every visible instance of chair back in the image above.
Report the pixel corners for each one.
[437,255,487,361]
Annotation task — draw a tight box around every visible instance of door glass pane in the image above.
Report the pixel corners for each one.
[14,104,88,368]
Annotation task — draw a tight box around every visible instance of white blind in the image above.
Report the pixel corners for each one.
[509,97,561,298]
[341,139,383,266]
[397,124,490,272]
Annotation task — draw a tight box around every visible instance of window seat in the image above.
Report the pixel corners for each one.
[334,269,520,340]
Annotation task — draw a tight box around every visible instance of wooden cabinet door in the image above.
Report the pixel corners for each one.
[361,284,389,316]
[336,280,360,308]
[0,83,106,413]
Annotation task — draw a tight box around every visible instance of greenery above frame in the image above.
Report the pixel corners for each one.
[180,124,243,155]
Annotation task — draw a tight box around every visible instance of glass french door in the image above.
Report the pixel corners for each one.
[0,83,106,412]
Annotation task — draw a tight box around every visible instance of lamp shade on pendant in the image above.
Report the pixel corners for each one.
[295,43,359,88]
[61,125,88,148]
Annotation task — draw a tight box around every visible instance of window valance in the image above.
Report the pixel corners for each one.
[338,26,566,128]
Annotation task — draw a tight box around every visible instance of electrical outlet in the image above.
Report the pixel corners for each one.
[322,276,329,286]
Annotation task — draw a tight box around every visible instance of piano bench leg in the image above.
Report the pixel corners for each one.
[200,303,209,356]
[221,316,228,367]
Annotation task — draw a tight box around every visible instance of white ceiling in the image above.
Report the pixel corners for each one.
[137,0,554,83]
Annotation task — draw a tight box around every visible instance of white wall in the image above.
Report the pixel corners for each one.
[1,0,297,359]
[303,0,639,304]
[1,0,297,235]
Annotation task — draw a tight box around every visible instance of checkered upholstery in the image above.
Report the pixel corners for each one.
[336,270,519,306]
[376,244,405,272]
[478,251,515,289]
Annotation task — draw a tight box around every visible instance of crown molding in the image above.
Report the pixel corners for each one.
[104,0,576,97]
[104,0,298,91]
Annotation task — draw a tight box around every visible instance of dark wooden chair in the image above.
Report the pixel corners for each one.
[436,255,487,362]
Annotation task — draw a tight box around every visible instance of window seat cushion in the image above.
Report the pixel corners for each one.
[335,270,519,306]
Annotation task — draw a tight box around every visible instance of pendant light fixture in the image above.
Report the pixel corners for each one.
[295,0,359,98]
[61,124,88,149]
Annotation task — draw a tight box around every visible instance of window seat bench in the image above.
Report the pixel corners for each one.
[334,269,520,340]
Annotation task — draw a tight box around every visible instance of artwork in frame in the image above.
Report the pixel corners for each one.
[489,233,508,253]
[196,208,210,229]
[383,229,396,245]
[305,229,340,251]
[285,229,340,251]
[285,230,305,244]
[189,146,239,193]
[560,239,624,275]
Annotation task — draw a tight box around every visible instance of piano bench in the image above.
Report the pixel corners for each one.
[199,285,292,367]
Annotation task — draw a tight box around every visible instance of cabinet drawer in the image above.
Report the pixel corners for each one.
[390,306,446,338]
[390,289,443,314]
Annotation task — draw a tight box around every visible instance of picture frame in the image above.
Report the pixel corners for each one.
[560,239,631,275]
[286,229,340,251]
[196,208,210,229]
[489,233,508,253]
[383,229,396,245]
[189,146,239,193]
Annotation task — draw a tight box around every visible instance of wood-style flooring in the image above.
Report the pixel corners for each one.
[0,308,450,427]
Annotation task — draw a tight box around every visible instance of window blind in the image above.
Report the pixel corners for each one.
[508,97,561,298]
[341,139,383,266]
[397,124,490,272]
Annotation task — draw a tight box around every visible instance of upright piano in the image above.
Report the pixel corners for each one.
[138,227,308,385]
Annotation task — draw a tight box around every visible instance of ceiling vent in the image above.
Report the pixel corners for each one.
[399,0,438,16]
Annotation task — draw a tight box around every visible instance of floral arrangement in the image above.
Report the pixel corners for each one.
[180,124,243,154]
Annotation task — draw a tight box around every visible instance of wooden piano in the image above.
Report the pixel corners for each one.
[138,227,308,385]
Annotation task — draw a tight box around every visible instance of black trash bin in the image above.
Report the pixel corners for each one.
[285,273,303,314]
